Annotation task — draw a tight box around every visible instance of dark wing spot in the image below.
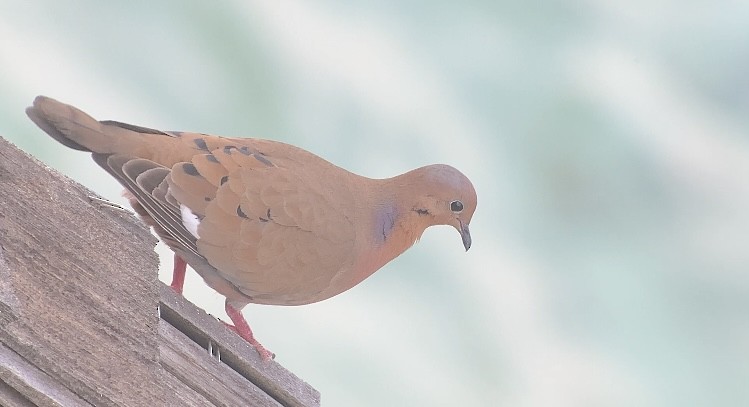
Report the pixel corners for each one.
[223,146,236,154]
[204,197,211,202]
[266,208,272,219]
[220,175,229,185]
[183,163,200,176]
[194,138,209,151]
[237,206,249,219]
[415,208,430,215]
[101,120,167,135]
[253,153,273,167]
[239,146,252,155]
[206,154,219,163]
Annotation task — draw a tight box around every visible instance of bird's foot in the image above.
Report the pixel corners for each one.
[224,303,275,361]
[221,321,275,361]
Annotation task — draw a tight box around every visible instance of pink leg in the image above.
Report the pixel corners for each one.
[224,302,274,361]
[170,254,187,294]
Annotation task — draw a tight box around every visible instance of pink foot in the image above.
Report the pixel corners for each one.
[224,302,275,361]
[170,254,187,294]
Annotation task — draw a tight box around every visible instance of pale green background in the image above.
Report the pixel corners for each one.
[2,1,748,406]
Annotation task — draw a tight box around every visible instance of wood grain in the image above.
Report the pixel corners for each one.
[0,136,320,406]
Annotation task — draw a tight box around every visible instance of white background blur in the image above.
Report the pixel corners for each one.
[2,1,748,406]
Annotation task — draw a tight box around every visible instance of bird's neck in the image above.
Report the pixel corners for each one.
[335,173,432,294]
[359,176,432,267]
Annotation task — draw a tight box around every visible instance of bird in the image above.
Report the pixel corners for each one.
[26,96,477,361]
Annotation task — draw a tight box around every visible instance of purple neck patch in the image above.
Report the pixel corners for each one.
[374,203,398,245]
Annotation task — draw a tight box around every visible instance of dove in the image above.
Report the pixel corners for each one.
[26,96,477,361]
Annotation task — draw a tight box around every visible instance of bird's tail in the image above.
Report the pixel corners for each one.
[26,96,97,152]
[26,96,171,156]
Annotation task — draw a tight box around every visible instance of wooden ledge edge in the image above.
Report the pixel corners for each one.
[159,284,321,407]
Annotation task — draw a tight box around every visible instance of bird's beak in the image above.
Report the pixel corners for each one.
[459,220,471,251]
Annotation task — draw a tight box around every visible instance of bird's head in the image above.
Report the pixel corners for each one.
[406,164,477,251]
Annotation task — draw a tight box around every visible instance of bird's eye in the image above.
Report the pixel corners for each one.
[450,200,464,213]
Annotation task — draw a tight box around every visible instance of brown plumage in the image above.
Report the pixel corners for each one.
[27,96,477,360]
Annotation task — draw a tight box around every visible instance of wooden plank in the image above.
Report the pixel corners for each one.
[0,341,92,407]
[0,136,164,407]
[0,135,320,406]
[159,318,282,407]
[159,284,321,407]
[0,379,35,407]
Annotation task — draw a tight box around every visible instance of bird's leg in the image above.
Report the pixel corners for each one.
[170,254,187,294]
[224,301,275,361]
[169,255,273,361]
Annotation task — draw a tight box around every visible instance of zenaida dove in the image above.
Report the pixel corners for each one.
[26,96,477,361]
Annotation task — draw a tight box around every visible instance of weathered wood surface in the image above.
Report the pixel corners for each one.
[0,136,320,407]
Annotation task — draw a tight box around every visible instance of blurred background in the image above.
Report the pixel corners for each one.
[2,1,748,406]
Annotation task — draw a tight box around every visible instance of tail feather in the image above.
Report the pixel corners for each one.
[26,96,171,156]
[27,95,210,169]
[26,97,90,151]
